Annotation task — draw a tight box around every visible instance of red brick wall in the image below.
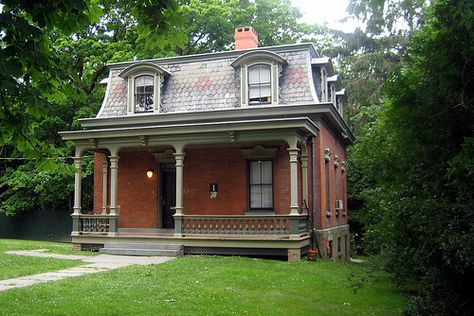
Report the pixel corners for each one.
[316,122,347,230]
[184,147,247,215]
[93,152,105,214]
[183,146,290,215]
[116,151,158,228]
[273,145,291,214]
[92,145,299,227]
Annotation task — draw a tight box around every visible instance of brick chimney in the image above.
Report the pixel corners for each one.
[234,26,259,50]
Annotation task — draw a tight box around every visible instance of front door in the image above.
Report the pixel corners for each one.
[161,166,176,229]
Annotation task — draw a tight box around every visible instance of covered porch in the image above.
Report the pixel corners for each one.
[62,115,317,260]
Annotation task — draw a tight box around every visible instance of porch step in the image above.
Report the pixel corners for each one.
[99,243,183,257]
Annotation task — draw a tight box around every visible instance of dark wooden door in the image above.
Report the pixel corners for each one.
[161,169,176,229]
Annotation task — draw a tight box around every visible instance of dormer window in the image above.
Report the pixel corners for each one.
[321,67,327,102]
[118,62,170,115]
[248,64,271,105]
[231,50,287,107]
[135,75,154,112]
[330,83,336,105]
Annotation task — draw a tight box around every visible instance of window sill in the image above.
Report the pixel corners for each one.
[245,210,275,215]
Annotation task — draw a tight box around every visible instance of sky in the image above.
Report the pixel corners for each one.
[291,0,359,32]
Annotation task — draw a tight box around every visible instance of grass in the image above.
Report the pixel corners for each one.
[0,239,92,280]
[0,241,408,316]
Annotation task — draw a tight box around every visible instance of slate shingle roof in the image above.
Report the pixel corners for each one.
[97,45,321,118]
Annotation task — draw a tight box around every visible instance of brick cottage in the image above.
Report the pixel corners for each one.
[60,27,354,261]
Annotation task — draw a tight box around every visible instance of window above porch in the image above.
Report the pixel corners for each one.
[118,62,171,115]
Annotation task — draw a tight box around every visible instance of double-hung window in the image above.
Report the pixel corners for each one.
[248,64,271,105]
[230,50,287,107]
[118,62,170,115]
[134,75,154,113]
[249,160,273,209]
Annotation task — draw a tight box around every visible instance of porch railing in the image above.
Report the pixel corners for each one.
[179,214,308,236]
[72,214,118,235]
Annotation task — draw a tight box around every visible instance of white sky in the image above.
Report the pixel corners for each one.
[291,0,359,32]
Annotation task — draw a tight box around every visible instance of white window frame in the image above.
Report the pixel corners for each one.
[321,67,328,102]
[247,63,273,105]
[240,61,280,107]
[330,83,336,105]
[231,50,287,108]
[127,72,162,115]
[118,62,170,116]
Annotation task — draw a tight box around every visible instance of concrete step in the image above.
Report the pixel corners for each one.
[103,243,183,251]
[99,248,183,257]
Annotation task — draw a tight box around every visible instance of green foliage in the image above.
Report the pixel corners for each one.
[347,0,427,35]
[175,0,319,55]
[0,0,101,158]
[0,156,94,215]
[349,0,474,314]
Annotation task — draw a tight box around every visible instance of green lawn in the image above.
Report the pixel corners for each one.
[0,239,91,280]
[0,242,408,315]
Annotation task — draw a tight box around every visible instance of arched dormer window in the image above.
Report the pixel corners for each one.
[118,62,170,115]
[231,50,287,107]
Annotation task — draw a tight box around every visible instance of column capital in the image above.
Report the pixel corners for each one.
[173,152,186,159]
[300,154,309,167]
[288,147,300,163]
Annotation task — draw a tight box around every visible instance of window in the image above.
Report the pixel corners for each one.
[231,50,287,107]
[118,62,170,115]
[324,148,331,214]
[248,64,271,105]
[329,83,336,105]
[321,67,327,102]
[249,160,273,209]
[134,75,154,112]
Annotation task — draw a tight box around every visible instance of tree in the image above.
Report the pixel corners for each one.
[175,0,319,55]
[0,0,185,215]
[350,0,474,314]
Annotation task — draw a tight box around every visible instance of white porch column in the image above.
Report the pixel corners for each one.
[109,155,119,215]
[73,157,82,215]
[101,158,108,215]
[288,147,300,215]
[173,152,185,216]
[301,154,309,214]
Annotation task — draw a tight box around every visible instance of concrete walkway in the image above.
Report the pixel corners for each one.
[0,249,174,292]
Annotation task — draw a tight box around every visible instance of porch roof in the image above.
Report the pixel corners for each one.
[60,103,354,144]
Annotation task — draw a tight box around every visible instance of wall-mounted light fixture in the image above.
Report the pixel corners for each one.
[146,170,154,178]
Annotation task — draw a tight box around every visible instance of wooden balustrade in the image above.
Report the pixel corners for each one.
[181,215,308,235]
[73,215,118,234]
[73,214,307,236]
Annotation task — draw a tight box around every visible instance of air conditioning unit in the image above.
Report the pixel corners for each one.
[335,200,344,210]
